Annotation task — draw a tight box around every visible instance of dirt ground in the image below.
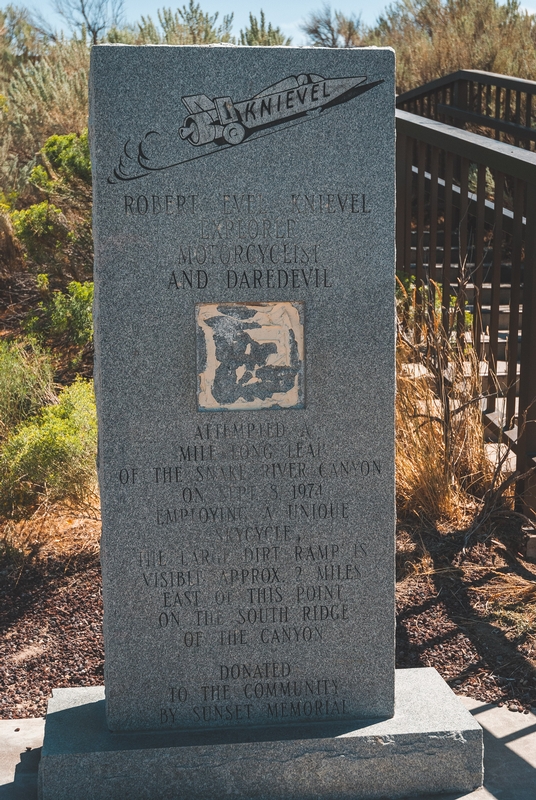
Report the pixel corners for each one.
[1,511,535,720]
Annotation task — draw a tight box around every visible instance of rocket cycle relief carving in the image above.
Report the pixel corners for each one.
[196,302,304,411]
[109,73,383,182]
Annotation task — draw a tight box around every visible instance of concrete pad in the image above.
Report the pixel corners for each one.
[0,718,44,800]
[4,692,535,800]
[37,668,482,800]
[418,698,536,800]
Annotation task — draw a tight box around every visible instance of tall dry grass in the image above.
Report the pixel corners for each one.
[396,282,495,523]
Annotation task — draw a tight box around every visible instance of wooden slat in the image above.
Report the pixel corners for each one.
[472,164,486,359]
[477,82,483,116]
[428,147,440,292]
[514,90,521,147]
[395,132,408,274]
[442,152,454,333]
[495,85,501,141]
[505,179,524,427]
[457,158,469,343]
[486,171,504,413]
[415,142,426,292]
[517,181,536,509]
[404,137,414,274]
[527,94,533,152]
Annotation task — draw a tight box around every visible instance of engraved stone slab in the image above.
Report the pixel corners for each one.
[89,44,396,733]
[38,670,484,800]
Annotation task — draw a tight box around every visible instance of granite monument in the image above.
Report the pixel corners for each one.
[38,44,483,799]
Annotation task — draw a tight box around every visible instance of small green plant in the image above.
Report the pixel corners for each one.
[0,190,17,211]
[0,340,54,439]
[42,130,91,183]
[0,379,97,516]
[29,164,54,193]
[49,281,94,345]
[10,201,66,262]
[36,272,49,292]
[25,280,94,346]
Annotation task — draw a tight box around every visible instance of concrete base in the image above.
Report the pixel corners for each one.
[38,668,483,800]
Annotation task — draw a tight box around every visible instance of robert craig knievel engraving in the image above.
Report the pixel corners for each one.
[91,46,395,733]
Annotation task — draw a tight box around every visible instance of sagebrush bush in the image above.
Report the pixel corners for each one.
[25,279,94,345]
[10,201,67,260]
[42,130,91,183]
[0,37,89,187]
[0,339,55,438]
[367,0,536,92]
[0,379,97,516]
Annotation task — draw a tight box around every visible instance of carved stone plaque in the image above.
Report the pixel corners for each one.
[196,302,304,411]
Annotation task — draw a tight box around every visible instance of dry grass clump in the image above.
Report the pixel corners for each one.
[0,497,100,577]
[467,568,536,641]
[396,284,495,523]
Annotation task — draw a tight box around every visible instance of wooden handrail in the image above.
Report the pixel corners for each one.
[396,110,536,184]
[397,70,536,106]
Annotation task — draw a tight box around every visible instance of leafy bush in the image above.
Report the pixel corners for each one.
[0,379,97,516]
[29,164,54,193]
[0,339,54,438]
[42,130,91,184]
[10,201,67,261]
[25,279,94,346]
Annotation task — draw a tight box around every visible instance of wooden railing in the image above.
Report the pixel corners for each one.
[396,108,536,512]
[397,70,536,151]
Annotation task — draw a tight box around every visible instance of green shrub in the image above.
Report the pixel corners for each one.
[0,379,97,516]
[25,279,94,346]
[49,280,94,345]
[29,164,54,192]
[42,130,91,183]
[0,189,17,211]
[0,339,54,438]
[10,201,66,261]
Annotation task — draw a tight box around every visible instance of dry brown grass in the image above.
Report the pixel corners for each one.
[0,493,100,569]
[396,282,495,523]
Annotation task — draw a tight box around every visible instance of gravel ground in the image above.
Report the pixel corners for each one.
[0,554,104,718]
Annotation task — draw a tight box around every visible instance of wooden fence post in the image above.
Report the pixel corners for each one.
[517,181,536,515]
